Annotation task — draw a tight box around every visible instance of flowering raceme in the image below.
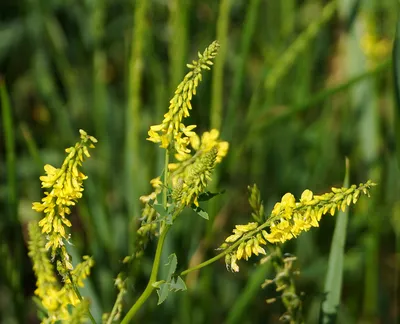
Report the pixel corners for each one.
[32,129,97,266]
[134,41,229,261]
[222,181,376,272]
[28,222,93,323]
[147,41,220,155]
[29,130,97,323]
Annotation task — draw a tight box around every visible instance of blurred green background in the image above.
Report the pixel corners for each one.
[1,0,399,323]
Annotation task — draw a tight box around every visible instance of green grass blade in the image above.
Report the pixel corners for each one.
[393,6,400,169]
[0,77,24,322]
[0,78,17,224]
[211,0,232,130]
[168,0,189,92]
[320,159,350,324]
[224,0,261,141]
[125,0,149,252]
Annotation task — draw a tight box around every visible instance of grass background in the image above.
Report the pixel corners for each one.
[0,0,399,323]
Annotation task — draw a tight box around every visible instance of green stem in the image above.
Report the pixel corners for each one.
[121,225,171,323]
[67,272,96,324]
[121,148,171,323]
[163,150,169,209]
[180,221,272,276]
[106,284,126,324]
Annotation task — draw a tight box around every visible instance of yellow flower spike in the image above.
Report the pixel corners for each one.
[32,130,97,259]
[257,181,376,245]
[147,41,220,153]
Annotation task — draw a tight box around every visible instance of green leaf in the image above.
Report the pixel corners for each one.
[191,204,209,220]
[151,203,173,224]
[320,159,350,324]
[156,283,169,305]
[170,276,187,291]
[165,254,178,281]
[197,190,225,202]
[155,254,186,305]
[151,203,168,217]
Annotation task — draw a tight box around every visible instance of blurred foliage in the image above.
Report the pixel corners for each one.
[0,0,399,323]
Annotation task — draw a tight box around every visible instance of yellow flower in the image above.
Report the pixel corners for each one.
[265,181,376,244]
[147,41,220,154]
[28,222,93,323]
[32,130,97,261]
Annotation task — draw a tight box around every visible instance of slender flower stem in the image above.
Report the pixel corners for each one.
[121,149,172,323]
[121,225,171,323]
[163,150,169,209]
[67,272,96,324]
[180,221,272,276]
[106,283,125,324]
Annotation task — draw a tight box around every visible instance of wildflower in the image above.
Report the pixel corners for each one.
[263,181,376,244]
[175,146,218,207]
[147,41,220,155]
[222,181,375,272]
[27,222,93,323]
[32,130,97,261]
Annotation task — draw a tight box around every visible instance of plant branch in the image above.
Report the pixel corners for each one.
[67,272,96,324]
[121,149,172,323]
[121,225,171,323]
[180,221,273,276]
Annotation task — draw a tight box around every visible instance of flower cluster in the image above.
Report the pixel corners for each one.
[224,222,267,272]
[27,222,93,323]
[32,129,97,265]
[169,129,228,207]
[171,145,218,207]
[265,181,376,244]
[222,181,375,272]
[147,41,220,155]
[135,131,229,256]
[141,42,229,237]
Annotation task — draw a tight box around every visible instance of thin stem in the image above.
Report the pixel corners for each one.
[106,284,126,324]
[121,149,171,323]
[180,221,272,276]
[121,225,171,323]
[163,150,169,208]
[67,272,96,324]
